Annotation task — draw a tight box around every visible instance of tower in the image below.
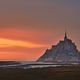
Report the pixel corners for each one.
[64,27,68,41]
[64,31,68,40]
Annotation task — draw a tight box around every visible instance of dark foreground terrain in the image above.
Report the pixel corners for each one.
[0,65,80,80]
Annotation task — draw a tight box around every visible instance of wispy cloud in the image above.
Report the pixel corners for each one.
[0,38,46,48]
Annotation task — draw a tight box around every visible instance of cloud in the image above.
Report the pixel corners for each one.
[0,38,46,48]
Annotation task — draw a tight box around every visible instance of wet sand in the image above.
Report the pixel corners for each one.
[0,65,80,80]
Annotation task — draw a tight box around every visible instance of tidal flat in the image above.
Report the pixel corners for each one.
[0,65,80,80]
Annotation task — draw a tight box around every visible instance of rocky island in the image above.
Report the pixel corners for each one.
[38,32,80,63]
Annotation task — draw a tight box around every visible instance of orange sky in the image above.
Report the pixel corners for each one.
[0,0,80,61]
[0,27,79,61]
[0,27,62,61]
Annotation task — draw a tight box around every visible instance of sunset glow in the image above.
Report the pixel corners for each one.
[0,38,46,48]
[0,0,80,61]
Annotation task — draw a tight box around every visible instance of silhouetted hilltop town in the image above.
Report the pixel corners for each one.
[37,32,80,63]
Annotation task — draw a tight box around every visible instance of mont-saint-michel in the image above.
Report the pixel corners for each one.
[38,32,80,64]
[0,32,80,80]
[0,0,80,80]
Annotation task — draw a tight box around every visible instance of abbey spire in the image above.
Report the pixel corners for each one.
[64,31,68,41]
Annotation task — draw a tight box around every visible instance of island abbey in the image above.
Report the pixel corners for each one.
[38,32,80,63]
